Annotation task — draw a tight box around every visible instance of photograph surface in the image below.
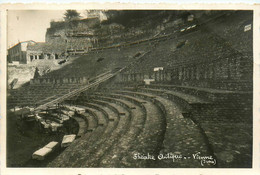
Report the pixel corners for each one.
[6,9,253,168]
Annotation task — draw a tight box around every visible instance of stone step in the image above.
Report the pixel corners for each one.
[72,99,130,167]
[87,102,119,122]
[115,89,214,167]
[83,103,109,122]
[91,99,125,116]
[137,87,211,113]
[48,125,106,167]
[71,116,87,137]
[109,93,147,105]
[92,94,136,111]
[64,101,119,165]
[141,87,210,105]
[146,84,252,102]
[75,104,107,126]
[80,113,98,132]
[49,96,133,167]
[96,91,165,167]
[96,97,147,167]
[86,101,131,167]
[115,89,189,114]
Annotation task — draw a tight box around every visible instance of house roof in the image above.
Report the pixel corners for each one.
[27,42,46,52]
[8,40,36,50]
[27,42,66,53]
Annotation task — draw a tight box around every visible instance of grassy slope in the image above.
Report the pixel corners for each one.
[128,11,252,73]
[43,42,151,79]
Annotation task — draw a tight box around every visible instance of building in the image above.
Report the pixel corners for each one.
[7,40,36,64]
[7,40,63,64]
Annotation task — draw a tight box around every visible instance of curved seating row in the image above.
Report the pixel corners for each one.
[49,89,167,167]
[67,116,86,137]
[49,82,252,168]
[113,89,213,167]
[80,99,129,167]
[48,94,133,167]
[72,102,119,167]
[121,84,252,168]
[91,94,147,167]
[144,84,252,102]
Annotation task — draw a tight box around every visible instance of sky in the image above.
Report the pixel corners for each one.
[7,10,89,48]
[7,10,64,48]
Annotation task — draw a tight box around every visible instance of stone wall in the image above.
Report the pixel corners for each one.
[46,18,101,52]
[120,52,253,91]
[30,77,88,85]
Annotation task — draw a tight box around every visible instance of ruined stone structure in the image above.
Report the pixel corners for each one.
[45,18,101,53]
[7,10,253,168]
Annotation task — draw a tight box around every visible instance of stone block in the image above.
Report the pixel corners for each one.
[61,134,76,148]
[61,114,70,121]
[41,121,50,129]
[66,106,85,114]
[44,141,59,150]
[144,79,155,85]
[50,123,62,131]
[154,67,164,71]
[32,147,52,160]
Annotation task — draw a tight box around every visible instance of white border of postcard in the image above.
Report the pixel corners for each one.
[0,2,260,175]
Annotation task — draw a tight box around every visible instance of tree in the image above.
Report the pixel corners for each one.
[64,10,81,21]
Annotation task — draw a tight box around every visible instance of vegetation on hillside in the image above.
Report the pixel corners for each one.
[64,10,81,21]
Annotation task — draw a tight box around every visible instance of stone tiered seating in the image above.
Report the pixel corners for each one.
[108,93,147,105]
[90,93,154,168]
[8,83,83,108]
[8,30,152,110]
[77,102,123,166]
[139,87,210,104]
[102,93,165,168]
[83,102,119,141]
[145,84,252,102]
[84,99,132,167]
[93,95,137,110]
[120,84,252,168]
[71,116,87,137]
[112,89,214,167]
[49,115,108,167]
[42,40,151,80]
[80,113,98,132]
[63,103,119,167]
[50,86,226,168]
[48,94,132,167]
[86,103,117,123]
[48,89,168,167]
[132,86,211,117]
[139,84,252,122]
[76,105,107,127]
[205,11,252,53]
